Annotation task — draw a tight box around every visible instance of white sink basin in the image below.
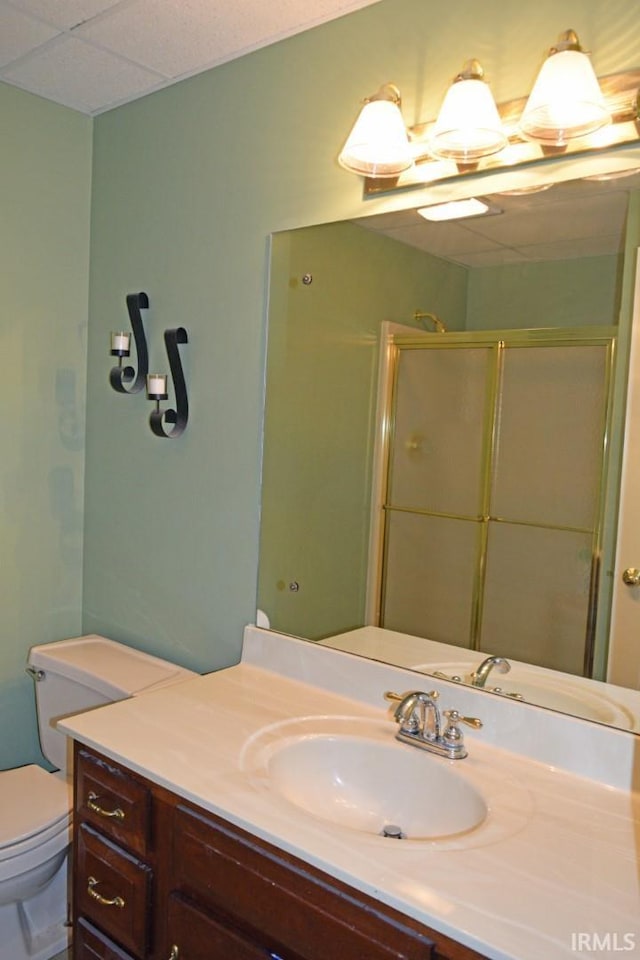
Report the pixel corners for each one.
[253,732,487,840]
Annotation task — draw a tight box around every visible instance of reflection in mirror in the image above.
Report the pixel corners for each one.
[258,165,640,731]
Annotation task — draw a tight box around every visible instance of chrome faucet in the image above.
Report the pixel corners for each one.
[385,690,482,760]
[389,690,442,740]
[470,655,511,688]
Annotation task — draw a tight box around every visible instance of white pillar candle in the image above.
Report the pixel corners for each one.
[147,374,167,397]
[111,331,131,353]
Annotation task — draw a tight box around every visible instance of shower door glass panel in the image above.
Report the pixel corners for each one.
[382,511,479,647]
[377,333,613,675]
[388,347,491,517]
[492,345,608,529]
[481,522,594,674]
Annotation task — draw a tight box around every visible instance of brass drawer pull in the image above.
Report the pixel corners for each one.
[87,876,125,909]
[169,948,179,960]
[87,790,125,821]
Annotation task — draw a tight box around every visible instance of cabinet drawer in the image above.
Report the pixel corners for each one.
[75,918,136,960]
[76,825,151,958]
[172,805,435,960]
[76,748,151,857]
[167,893,280,960]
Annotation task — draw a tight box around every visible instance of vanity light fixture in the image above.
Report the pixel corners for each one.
[146,327,189,438]
[109,291,149,394]
[428,59,507,161]
[519,30,610,145]
[338,83,413,178]
[340,32,640,196]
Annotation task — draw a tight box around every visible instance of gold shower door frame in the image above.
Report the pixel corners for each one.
[375,327,617,677]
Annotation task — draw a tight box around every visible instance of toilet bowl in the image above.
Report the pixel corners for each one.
[0,634,196,960]
[0,767,71,960]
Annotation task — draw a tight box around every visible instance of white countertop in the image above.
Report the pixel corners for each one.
[59,627,640,960]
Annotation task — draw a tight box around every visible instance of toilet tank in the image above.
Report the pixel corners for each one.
[28,634,197,773]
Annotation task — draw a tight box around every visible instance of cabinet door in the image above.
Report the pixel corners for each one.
[167,893,283,960]
[172,805,435,960]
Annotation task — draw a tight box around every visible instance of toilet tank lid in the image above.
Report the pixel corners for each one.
[28,635,196,699]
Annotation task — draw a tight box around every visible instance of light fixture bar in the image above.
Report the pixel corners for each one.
[364,67,640,195]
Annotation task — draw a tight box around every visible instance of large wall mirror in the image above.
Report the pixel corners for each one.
[258,154,640,732]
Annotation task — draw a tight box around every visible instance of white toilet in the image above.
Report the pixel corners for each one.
[0,634,196,960]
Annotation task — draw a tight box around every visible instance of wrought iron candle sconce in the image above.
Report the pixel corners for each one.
[109,292,190,438]
[109,291,149,393]
[147,327,189,439]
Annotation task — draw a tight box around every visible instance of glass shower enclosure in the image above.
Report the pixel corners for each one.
[375,328,616,678]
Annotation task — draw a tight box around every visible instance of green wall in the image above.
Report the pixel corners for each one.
[0,84,92,769]
[467,255,621,329]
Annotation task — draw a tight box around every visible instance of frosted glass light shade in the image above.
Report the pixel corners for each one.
[429,76,507,161]
[338,98,413,177]
[519,48,610,145]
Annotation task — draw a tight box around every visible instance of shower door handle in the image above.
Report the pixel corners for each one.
[622,567,640,586]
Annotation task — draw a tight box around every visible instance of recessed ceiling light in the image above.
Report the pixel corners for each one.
[417,198,501,222]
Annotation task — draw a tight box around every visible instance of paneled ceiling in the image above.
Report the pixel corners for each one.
[0,0,381,114]
[352,171,640,267]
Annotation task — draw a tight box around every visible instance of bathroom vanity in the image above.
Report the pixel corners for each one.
[61,627,640,960]
[73,743,484,959]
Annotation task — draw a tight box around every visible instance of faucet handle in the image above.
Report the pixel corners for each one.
[384,689,439,704]
[441,710,482,758]
[443,709,482,730]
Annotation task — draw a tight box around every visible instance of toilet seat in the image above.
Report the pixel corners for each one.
[0,765,71,863]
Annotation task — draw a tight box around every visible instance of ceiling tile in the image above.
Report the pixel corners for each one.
[360,220,506,258]
[75,0,383,80]
[0,0,381,113]
[515,234,624,262]
[6,0,126,29]
[451,248,530,268]
[75,0,285,78]
[0,4,59,67]
[1,34,163,112]
[352,209,423,232]
[466,192,629,248]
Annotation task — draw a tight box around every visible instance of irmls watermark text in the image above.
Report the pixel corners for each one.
[571,932,636,953]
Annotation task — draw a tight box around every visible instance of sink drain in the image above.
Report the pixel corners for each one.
[380,824,405,839]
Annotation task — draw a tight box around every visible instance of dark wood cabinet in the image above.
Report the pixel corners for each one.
[167,894,278,960]
[72,743,489,960]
